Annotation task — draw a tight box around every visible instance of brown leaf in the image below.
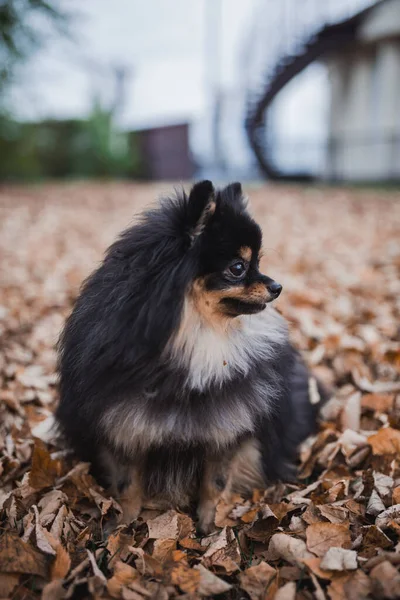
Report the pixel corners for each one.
[392,486,400,504]
[245,505,279,541]
[147,510,194,540]
[106,529,135,567]
[368,427,400,455]
[302,503,323,525]
[361,393,394,413]
[214,498,237,527]
[179,537,204,551]
[49,504,68,541]
[50,544,71,580]
[0,573,19,597]
[107,560,138,598]
[267,533,314,566]
[306,523,351,558]
[274,581,296,600]
[88,487,113,516]
[34,509,57,556]
[152,539,176,562]
[269,502,296,521]
[239,561,276,600]
[194,564,232,596]
[29,439,62,490]
[370,560,400,599]
[317,504,349,524]
[121,589,145,600]
[375,504,400,529]
[0,531,48,577]
[366,489,386,516]
[42,579,67,600]
[327,571,371,600]
[38,490,68,526]
[127,546,163,578]
[202,527,241,574]
[303,556,334,580]
[170,563,200,594]
[360,525,392,558]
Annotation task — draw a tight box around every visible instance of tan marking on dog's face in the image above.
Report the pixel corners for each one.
[190,277,269,327]
[246,282,269,303]
[190,279,234,329]
[239,246,252,262]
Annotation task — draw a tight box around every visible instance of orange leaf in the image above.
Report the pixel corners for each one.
[29,439,62,490]
[368,427,400,455]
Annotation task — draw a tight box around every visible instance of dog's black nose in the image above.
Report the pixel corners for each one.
[267,281,282,298]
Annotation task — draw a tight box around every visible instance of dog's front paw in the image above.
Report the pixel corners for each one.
[197,500,217,535]
[118,498,142,525]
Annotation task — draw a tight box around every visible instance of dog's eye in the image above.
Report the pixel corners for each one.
[229,261,246,278]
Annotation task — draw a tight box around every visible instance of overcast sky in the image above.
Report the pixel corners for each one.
[12,0,257,128]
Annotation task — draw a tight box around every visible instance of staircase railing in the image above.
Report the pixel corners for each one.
[245,1,382,180]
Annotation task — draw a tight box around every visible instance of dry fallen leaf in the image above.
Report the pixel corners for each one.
[194,564,232,596]
[147,510,194,540]
[375,504,400,529]
[107,561,138,598]
[361,393,394,413]
[366,489,386,516]
[170,562,201,594]
[239,561,276,600]
[274,581,296,600]
[303,556,334,581]
[0,531,48,577]
[0,573,20,598]
[50,543,71,580]
[201,527,241,574]
[368,427,400,455]
[327,570,371,600]
[268,533,314,566]
[370,560,400,599]
[29,439,62,490]
[151,538,177,562]
[306,522,351,558]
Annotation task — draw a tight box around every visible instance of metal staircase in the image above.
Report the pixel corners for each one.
[245,1,382,180]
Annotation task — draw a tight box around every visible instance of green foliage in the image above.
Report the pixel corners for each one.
[0,108,144,181]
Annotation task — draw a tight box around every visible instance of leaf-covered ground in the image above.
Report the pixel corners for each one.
[0,182,400,600]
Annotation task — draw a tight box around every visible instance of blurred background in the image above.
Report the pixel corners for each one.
[0,0,399,183]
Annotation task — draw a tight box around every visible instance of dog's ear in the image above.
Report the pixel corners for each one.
[221,182,248,211]
[187,180,216,244]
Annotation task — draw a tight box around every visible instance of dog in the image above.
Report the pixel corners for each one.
[56,180,325,533]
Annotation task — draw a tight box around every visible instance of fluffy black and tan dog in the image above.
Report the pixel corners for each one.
[57,181,324,532]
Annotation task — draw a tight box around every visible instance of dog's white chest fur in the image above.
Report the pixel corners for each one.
[169,301,288,391]
[101,304,288,454]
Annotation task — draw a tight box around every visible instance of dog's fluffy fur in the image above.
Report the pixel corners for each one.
[56,181,324,532]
